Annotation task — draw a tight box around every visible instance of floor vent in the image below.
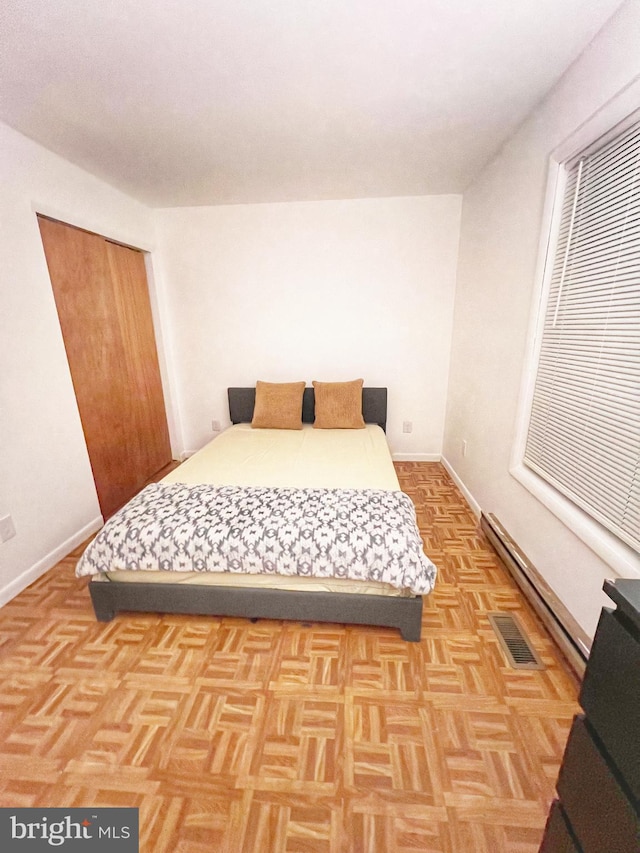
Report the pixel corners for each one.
[488,612,545,670]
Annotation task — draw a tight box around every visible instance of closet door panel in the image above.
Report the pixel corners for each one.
[106,240,172,483]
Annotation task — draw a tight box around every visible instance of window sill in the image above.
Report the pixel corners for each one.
[510,463,640,580]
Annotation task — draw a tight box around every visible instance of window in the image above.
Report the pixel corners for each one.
[523,115,640,553]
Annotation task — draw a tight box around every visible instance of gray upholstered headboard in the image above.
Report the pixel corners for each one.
[228,387,387,432]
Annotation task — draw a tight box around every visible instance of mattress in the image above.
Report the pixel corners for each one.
[93,570,412,597]
[161,423,400,491]
[93,423,415,598]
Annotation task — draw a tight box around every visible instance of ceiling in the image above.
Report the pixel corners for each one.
[0,0,625,207]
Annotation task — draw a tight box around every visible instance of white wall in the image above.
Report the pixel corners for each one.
[0,121,168,605]
[155,195,462,457]
[443,0,640,638]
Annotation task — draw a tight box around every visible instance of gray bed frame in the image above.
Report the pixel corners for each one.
[88,386,423,641]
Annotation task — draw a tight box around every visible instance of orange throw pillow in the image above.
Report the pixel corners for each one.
[312,379,366,429]
[251,380,306,429]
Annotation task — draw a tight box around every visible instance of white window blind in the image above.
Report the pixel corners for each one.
[524,117,640,553]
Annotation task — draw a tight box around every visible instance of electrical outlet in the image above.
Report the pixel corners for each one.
[402,421,412,434]
[462,439,467,457]
[211,420,221,432]
[0,515,16,543]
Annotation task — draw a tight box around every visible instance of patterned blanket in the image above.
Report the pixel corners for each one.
[76,483,437,595]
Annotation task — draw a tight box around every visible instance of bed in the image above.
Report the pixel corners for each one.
[78,384,436,641]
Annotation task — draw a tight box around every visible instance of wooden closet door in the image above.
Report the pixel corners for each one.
[38,216,172,518]
[106,239,172,485]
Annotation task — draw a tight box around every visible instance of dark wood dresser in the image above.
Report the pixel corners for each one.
[539,578,640,853]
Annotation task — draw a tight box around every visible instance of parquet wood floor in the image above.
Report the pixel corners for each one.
[0,463,579,851]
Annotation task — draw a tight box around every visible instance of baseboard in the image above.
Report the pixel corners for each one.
[0,515,103,609]
[481,512,591,676]
[392,452,441,462]
[440,457,482,517]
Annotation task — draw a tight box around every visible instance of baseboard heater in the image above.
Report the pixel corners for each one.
[480,512,591,677]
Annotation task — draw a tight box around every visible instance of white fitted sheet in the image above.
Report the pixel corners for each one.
[161,423,400,491]
[94,570,411,597]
